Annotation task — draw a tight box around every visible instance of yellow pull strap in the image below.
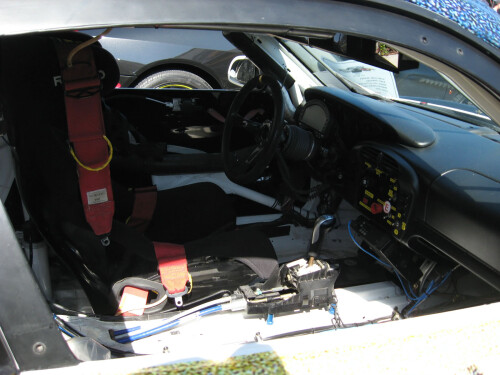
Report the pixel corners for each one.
[69,135,113,172]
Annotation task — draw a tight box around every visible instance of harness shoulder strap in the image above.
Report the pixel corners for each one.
[55,42,114,243]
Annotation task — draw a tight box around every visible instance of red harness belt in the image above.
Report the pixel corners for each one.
[129,190,190,301]
[57,42,189,305]
[57,44,114,240]
[153,242,189,297]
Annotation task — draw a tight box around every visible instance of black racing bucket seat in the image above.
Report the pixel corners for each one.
[0,33,278,314]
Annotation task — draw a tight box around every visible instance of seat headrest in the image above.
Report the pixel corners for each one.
[1,32,119,95]
[0,31,121,173]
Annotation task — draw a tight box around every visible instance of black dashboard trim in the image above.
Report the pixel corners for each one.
[305,87,436,148]
[407,222,500,292]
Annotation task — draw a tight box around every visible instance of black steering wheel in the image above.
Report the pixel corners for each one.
[222,75,284,185]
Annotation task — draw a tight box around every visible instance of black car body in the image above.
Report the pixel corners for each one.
[0,0,500,373]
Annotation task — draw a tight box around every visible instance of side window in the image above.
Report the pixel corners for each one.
[82,28,250,90]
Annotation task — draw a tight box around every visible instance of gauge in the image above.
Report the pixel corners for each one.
[298,99,331,136]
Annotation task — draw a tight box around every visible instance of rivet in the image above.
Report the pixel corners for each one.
[33,342,46,354]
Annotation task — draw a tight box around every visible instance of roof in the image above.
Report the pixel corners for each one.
[405,0,500,48]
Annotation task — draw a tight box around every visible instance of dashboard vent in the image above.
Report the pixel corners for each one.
[360,147,398,173]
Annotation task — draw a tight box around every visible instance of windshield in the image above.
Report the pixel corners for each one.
[280,38,498,130]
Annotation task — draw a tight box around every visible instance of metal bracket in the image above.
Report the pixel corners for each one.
[0,201,77,370]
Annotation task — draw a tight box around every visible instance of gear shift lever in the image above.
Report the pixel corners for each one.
[308,214,335,266]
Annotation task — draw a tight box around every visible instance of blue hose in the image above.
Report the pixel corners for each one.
[112,326,141,337]
[117,305,223,344]
[117,320,180,344]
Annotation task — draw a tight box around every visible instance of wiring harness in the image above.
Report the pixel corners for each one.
[347,220,455,317]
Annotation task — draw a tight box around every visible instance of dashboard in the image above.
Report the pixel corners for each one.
[295,87,431,240]
[294,86,500,289]
[108,84,500,290]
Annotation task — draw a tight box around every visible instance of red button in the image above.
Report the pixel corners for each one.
[370,203,383,214]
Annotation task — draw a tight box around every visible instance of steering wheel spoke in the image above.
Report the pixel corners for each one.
[232,113,264,135]
[229,145,261,166]
[243,145,263,165]
[222,75,284,185]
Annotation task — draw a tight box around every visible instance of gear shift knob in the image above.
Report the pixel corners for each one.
[308,214,335,266]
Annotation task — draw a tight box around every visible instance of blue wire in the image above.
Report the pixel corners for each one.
[407,271,452,316]
[406,279,420,300]
[347,221,390,267]
[394,270,419,302]
[347,221,418,301]
[58,325,75,338]
[347,220,453,310]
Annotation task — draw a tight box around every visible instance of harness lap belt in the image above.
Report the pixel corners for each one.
[127,186,158,233]
[56,43,115,239]
[153,242,189,302]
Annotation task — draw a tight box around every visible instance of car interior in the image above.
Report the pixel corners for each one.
[1,28,500,357]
